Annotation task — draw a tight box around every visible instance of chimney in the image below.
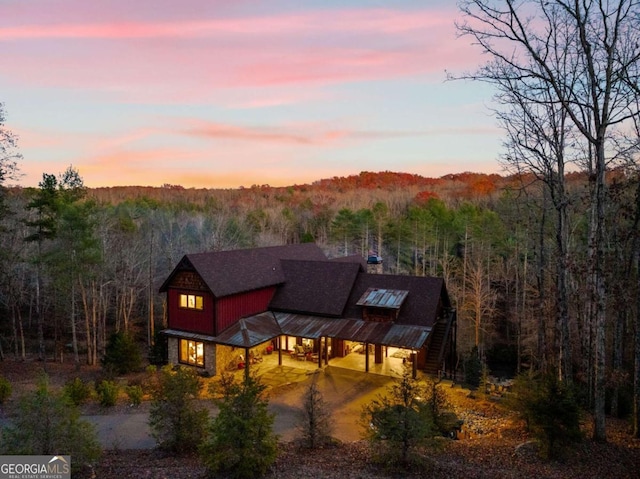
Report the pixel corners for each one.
[366,253,383,274]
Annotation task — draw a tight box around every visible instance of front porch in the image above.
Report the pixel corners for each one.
[231,341,418,380]
[166,308,456,380]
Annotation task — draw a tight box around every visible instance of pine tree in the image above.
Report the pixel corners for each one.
[362,366,434,467]
[298,381,334,448]
[148,366,208,454]
[0,375,101,474]
[200,373,277,479]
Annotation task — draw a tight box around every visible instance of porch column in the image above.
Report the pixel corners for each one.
[365,342,370,372]
[411,352,417,379]
[316,338,321,368]
[323,336,329,366]
[278,336,282,366]
[374,344,383,364]
[244,347,250,382]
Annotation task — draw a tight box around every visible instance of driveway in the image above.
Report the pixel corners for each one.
[85,365,395,449]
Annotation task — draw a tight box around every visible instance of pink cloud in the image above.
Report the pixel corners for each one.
[182,121,313,145]
[2,2,503,190]
[0,8,455,40]
[180,120,373,146]
[180,118,498,146]
[0,5,478,99]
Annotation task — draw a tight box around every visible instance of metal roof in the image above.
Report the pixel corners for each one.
[275,312,431,350]
[162,329,216,343]
[163,311,282,349]
[275,312,350,339]
[356,287,409,309]
[164,312,431,351]
[214,312,282,347]
[379,323,432,350]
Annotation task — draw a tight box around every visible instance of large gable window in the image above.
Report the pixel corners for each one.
[179,293,204,310]
[179,339,204,367]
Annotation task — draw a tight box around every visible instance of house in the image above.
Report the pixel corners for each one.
[159,243,456,378]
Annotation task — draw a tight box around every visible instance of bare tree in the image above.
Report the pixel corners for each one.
[462,251,498,353]
[456,0,640,442]
[498,83,576,383]
[0,102,21,205]
[0,103,22,360]
[616,130,640,437]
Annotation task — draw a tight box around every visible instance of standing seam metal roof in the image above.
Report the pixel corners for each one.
[163,311,432,350]
[356,287,409,309]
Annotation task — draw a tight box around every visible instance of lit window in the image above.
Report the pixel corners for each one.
[179,339,204,367]
[179,293,204,310]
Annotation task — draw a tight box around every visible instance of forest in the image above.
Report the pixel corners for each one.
[0,164,639,435]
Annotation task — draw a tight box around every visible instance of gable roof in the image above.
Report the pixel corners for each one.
[159,243,327,297]
[269,259,361,316]
[343,273,449,328]
[160,243,452,350]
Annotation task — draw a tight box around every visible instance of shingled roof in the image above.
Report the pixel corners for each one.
[161,244,451,352]
[159,243,327,297]
[269,259,362,316]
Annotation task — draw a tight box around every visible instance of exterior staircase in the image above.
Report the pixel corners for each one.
[424,311,455,376]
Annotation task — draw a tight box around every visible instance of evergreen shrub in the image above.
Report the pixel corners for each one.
[96,380,119,407]
[126,384,143,406]
[149,365,208,454]
[362,366,435,470]
[200,373,277,478]
[508,373,582,459]
[0,375,101,473]
[63,377,92,406]
[101,331,142,375]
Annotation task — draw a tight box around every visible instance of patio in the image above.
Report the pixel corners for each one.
[243,344,417,380]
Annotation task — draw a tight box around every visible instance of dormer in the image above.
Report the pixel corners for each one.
[356,287,408,323]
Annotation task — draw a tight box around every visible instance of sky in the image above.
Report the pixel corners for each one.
[0,0,503,189]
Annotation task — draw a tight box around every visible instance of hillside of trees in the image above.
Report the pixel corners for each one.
[1,167,638,435]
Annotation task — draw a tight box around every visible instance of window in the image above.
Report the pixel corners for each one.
[179,293,204,310]
[179,339,204,367]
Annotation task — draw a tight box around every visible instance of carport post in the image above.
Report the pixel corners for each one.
[365,342,369,372]
[244,346,250,382]
[323,336,328,366]
[412,352,417,379]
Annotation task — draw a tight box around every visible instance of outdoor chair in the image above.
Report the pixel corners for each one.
[294,344,306,360]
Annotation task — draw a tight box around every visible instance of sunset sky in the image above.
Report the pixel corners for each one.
[1,0,502,189]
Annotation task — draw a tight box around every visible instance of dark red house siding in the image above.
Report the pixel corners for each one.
[216,287,276,334]
[167,289,215,335]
